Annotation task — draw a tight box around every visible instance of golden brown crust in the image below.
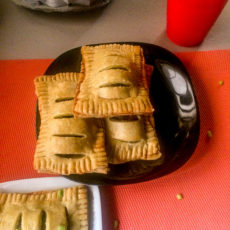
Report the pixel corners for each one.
[73,44,154,117]
[34,72,108,175]
[105,116,161,164]
[0,186,88,230]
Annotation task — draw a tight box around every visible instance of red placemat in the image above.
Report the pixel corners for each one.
[0,50,230,229]
[0,59,54,181]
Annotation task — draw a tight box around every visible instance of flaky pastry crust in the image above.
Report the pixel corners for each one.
[73,44,154,117]
[34,73,108,175]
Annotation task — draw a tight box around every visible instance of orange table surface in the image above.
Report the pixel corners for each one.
[0,50,230,230]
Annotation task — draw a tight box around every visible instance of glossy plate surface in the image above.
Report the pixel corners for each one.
[36,42,200,185]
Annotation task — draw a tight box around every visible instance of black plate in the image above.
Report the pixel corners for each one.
[36,42,200,185]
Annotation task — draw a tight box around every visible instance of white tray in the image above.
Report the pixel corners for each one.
[0,177,102,230]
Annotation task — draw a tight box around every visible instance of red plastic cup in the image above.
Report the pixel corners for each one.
[167,0,228,47]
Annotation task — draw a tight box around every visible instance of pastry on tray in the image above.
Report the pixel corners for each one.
[34,73,108,175]
[105,115,161,164]
[73,44,154,118]
[0,186,88,230]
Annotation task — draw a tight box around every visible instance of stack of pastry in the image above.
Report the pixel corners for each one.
[34,44,162,175]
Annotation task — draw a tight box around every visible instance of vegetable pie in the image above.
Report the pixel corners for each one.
[34,73,108,175]
[73,44,154,117]
[105,115,161,164]
[0,186,88,230]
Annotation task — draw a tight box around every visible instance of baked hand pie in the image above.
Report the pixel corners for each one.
[0,186,88,230]
[105,115,161,164]
[73,44,154,117]
[34,73,108,175]
[104,63,161,164]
